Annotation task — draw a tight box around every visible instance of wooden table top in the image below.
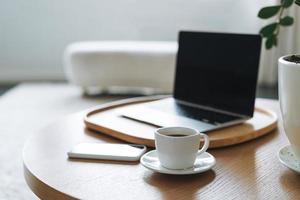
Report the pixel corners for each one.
[23,98,300,200]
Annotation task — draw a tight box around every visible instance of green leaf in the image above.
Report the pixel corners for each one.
[280,16,294,26]
[282,0,294,8]
[273,35,278,46]
[260,23,278,37]
[295,0,300,6]
[258,6,281,19]
[266,38,273,49]
[265,35,277,49]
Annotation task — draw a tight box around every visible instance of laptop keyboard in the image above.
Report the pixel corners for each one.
[148,101,241,125]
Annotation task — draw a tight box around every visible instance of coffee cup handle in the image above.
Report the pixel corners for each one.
[197,133,209,156]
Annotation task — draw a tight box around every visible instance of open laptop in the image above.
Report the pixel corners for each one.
[121,31,262,132]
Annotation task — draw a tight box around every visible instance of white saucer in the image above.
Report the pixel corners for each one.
[140,150,216,175]
[278,145,300,173]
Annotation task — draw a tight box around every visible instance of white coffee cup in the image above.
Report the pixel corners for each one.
[155,126,209,169]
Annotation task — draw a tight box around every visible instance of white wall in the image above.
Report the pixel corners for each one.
[0,0,274,82]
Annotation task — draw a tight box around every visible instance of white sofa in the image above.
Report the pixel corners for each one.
[64,41,178,95]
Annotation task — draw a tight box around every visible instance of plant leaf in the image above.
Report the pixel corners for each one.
[280,16,294,26]
[295,0,300,6]
[260,23,278,37]
[273,35,278,46]
[265,35,277,49]
[266,38,273,49]
[282,0,294,8]
[258,6,281,19]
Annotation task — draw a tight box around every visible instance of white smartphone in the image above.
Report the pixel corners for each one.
[67,143,147,161]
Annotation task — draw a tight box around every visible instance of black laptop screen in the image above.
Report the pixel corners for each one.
[174,31,262,117]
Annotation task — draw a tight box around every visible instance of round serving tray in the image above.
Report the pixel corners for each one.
[84,96,277,148]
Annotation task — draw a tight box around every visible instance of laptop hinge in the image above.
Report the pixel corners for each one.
[175,99,249,119]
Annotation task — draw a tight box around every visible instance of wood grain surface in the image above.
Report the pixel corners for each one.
[84,96,277,148]
[23,98,300,200]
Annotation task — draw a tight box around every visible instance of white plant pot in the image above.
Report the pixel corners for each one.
[278,56,300,159]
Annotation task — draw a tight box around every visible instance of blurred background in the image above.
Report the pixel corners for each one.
[2,0,297,198]
[1,0,285,98]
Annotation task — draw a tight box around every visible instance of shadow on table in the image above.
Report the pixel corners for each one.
[279,169,300,198]
[67,157,139,165]
[143,170,216,200]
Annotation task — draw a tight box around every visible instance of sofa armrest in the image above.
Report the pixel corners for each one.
[64,41,177,94]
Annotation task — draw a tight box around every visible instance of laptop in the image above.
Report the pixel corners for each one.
[121,31,262,132]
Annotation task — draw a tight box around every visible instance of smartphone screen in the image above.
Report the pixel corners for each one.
[68,143,147,161]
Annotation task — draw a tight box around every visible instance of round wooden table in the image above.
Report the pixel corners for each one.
[23,98,300,199]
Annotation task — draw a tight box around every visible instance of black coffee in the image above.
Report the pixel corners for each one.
[168,134,188,137]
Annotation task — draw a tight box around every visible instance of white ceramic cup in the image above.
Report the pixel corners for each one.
[155,126,209,169]
[279,56,300,159]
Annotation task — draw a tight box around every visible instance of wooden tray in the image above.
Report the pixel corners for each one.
[84,95,278,148]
